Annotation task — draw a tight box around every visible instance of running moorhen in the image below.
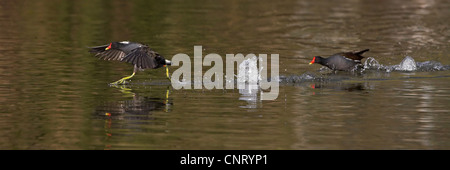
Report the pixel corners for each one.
[309,49,369,71]
[88,41,171,85]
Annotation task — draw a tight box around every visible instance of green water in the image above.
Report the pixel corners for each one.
[0,0,449,149]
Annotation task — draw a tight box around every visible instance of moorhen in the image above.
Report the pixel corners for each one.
[309,49,369,71]
[88,41,171,85]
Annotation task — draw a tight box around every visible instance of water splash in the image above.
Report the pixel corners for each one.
[416,60,450,71]
[280,72,320,83]
[237,55,260,85]
[397,56,417,71]
[363,56,450,72]
[237,56,262,108]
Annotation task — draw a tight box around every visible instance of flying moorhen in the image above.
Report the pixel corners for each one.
[88,41,171,85]
[309,49,370,71]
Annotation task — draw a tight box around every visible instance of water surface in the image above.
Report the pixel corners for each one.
[0,0,449,149]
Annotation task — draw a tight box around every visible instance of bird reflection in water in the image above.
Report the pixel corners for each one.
[94,84,172,150]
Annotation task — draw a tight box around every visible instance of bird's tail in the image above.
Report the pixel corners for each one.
[165,59,172,66]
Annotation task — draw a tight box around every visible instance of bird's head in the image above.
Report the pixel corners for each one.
[105,43,113,50]
[104,42,123,50]
[309,56,323,65]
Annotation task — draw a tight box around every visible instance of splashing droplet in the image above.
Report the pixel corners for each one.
[396,56,417,71]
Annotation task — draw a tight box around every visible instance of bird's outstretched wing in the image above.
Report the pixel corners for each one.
[121,46,161,69]
[88,44,127,61]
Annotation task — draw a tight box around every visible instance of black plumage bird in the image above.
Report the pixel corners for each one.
[88,41,171,84]
[309,49,369,71]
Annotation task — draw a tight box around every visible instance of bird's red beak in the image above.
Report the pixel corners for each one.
[309,57,315,65]
[105,43,112,50]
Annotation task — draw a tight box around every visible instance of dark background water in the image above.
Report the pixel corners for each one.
[0,0,449,149]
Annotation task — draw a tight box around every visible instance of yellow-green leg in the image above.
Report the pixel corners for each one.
[164,87,171,112]
[110,65,139,85]
[165,65,171,80]
[110,72,135,85]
